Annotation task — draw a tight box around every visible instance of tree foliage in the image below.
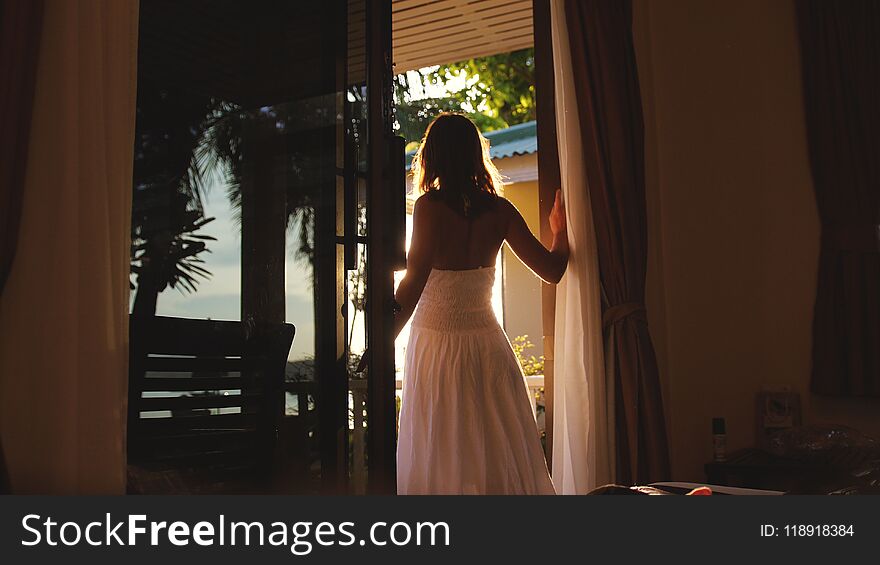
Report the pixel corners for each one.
[394,47,535,147]
[130,85,218,317]
[511,334,544,377]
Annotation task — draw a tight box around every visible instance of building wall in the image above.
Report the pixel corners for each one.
[502,178,544,358]
[633,0,880,482]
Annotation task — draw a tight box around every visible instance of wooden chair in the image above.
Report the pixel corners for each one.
[127,316,294,493]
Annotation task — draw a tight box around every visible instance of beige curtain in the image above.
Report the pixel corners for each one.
[550,0,614,493]
[560,0,669,484]
[0,0,138,493]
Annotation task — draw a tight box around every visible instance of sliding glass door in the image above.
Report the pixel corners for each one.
[131,0,399,494]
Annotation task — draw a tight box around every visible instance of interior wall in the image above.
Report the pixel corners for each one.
[634,0,880,482]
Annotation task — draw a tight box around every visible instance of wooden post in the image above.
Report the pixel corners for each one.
[240,119,288,471]
[240,124,287,330]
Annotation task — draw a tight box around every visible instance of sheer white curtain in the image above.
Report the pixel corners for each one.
[0,0,138,493]
[550,0,614,493]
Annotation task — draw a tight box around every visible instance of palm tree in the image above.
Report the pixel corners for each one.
[200,101,332,266]
[130,193,216,317]
[130,85,218,319]
[131,85,359,322]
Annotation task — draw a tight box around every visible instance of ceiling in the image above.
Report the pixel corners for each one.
[137,0,533,107]
[138,0,339,108]
[392,0,534,73]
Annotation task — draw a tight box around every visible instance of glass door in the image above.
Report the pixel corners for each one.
[131,0,398,494]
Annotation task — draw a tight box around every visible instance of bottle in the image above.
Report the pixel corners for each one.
[712,417,727,462]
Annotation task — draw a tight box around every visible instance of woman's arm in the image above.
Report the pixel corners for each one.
[356,197,437,373]
[392,196,438,339]
[503,189,569,284]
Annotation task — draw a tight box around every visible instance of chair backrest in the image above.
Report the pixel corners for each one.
[128,316,295,478]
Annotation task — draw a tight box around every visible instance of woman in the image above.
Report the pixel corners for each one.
[394,113,569,495]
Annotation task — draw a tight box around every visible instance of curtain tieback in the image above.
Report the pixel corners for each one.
[603,302,646,329]
[822,222,880,252]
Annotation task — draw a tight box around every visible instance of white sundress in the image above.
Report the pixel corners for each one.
[397,266,556,495]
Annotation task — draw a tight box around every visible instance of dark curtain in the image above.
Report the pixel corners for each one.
[0,0,44,494]
[563,0,669,483]
[797,0,880,397]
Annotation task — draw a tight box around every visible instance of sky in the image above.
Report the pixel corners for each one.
[154,170,316,362]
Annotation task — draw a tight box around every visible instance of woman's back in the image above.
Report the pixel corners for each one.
[423,194,507,271]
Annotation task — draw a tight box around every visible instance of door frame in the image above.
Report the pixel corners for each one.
[365,0,399,495]
[533,0,560,468]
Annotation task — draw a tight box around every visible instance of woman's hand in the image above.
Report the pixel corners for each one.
[503,190,569,284]
[550,189,566,236]
[548,189,570,281]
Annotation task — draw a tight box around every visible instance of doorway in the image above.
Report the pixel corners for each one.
[388,0,558,460]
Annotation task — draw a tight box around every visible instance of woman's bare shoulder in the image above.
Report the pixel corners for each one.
[493,196,518,219]
[412,193,444,220]
[414,192,439,208]
[494,195,514,209]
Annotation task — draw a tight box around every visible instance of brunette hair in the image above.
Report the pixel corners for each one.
[410,113,503,217]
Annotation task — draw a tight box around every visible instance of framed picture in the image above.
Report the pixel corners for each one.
[755,390,802,449]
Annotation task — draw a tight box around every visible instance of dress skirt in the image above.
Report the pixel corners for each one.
[396,267,556,495]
